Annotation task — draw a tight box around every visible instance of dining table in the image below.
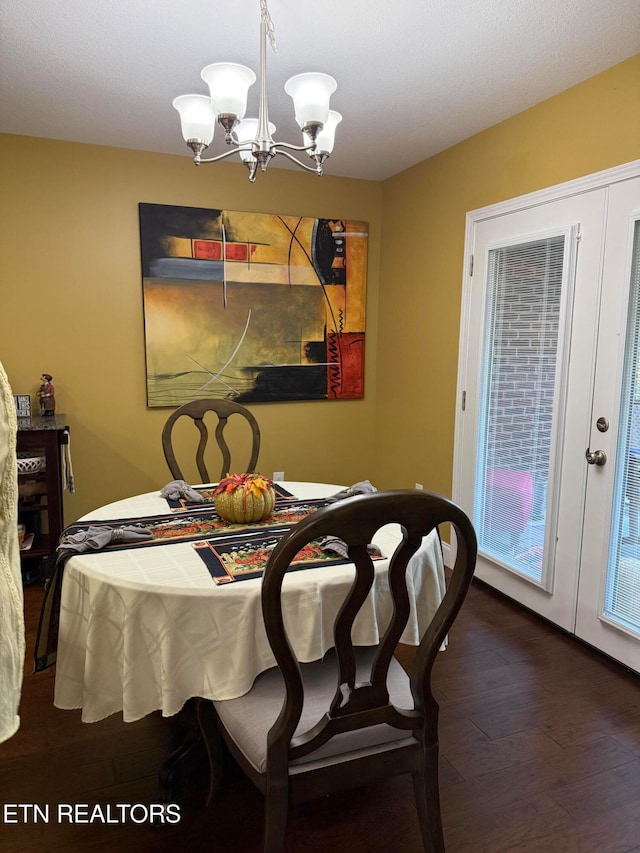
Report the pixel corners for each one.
[49,481,447,726]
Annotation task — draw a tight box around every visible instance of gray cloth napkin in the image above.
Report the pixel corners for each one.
[317,536,382,559]
[160,479,205,503]
[326,480,377,503]
[58,525,153,554]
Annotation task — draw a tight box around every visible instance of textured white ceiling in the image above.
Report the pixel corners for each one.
[0,0,638,181]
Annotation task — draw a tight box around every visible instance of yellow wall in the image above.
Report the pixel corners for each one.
[1,55,638,522]
[376,54,640,498]
[0,139,383,520]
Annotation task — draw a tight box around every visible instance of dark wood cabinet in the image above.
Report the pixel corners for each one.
[17,414,69,584]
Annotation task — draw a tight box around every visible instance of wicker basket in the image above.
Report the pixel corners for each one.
[17,455,45,475]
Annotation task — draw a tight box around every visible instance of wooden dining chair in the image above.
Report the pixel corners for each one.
[161,399,260,483]
[207,489,477,852]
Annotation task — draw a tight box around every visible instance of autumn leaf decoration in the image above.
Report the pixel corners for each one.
[213,473,274,498]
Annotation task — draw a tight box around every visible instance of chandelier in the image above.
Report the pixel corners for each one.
[173,0,341,182]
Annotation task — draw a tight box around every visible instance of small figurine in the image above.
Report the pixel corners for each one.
[37,373,55,417]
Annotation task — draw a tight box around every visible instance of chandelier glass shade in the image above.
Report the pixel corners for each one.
[173,1,341,182]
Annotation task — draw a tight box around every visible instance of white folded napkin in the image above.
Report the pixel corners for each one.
[160,479,205,502]
[58,525,152,554]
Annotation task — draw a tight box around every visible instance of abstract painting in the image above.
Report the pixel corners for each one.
[139,203,368,406]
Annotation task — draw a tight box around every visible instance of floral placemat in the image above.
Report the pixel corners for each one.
[193,527,384,584]
[194,528,355,583]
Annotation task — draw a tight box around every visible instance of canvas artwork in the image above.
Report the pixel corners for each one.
[139,203,369,407]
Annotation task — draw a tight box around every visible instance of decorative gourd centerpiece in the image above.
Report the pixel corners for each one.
[213,473,276,524]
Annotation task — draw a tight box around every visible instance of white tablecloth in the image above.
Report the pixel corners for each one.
[54,482,446,723]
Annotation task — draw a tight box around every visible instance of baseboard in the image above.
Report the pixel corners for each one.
[442,540,452,568]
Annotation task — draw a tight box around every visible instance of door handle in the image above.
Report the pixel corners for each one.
[585,448,607,466]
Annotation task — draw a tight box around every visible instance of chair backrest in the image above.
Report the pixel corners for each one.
[161,399,260,483]
[261,489,477,768]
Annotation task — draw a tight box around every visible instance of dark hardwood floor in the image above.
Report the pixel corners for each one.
[2,579,640,852]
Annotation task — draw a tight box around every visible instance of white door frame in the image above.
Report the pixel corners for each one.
[452,160,640,605]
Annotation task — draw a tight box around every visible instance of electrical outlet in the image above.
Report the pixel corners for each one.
[415,482,424,490]
[273,471,285,481]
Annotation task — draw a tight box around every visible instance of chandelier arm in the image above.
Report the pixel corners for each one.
[274,148,323,174]
[227,131,314,155]
[272,140,317,153]
[196,146,246,165]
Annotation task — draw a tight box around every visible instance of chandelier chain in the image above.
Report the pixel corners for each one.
[260,0,277,53]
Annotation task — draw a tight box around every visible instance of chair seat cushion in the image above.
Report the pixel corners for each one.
[213,647,416,774]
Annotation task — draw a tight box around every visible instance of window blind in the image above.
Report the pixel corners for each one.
[474,235,565,582]
[605,220,640,633]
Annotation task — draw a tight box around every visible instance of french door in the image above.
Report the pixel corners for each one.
[577,176,640,667]
[454,163,640,671]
